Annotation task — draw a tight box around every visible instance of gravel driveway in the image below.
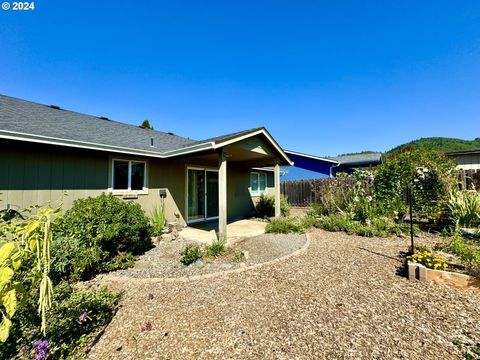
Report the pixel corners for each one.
[87,230,480,359]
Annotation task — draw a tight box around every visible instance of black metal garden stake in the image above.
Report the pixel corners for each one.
[406,187,414,254]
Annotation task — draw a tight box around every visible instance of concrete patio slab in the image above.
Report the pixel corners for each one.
[180,219,266,244]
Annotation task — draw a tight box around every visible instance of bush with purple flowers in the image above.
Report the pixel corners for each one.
[32,340,49,360]
[1,281,120,360]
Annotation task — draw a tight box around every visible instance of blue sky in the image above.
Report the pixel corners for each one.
[1,1,480,157]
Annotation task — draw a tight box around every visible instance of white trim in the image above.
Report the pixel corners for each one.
[0,127,293,164]
[284,150,338,164]
[111,158,148,194]
[0,130,172,159]
[252,167,288,174]
[186,166,220,224]
[213,128,294,166]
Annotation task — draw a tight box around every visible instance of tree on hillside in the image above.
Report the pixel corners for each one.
[140,119,154,130]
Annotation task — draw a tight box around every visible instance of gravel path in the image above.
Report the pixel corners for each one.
[87,230,480,359]
[104,233,306,279]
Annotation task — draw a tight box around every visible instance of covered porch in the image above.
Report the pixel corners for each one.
[180,128,293,242]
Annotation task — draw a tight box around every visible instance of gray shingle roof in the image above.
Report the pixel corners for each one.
[0,95,293,164]
[190,127,265,145]
[330,152,382,166]
[0,94,197,154]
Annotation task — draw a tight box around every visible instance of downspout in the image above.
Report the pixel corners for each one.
[329,162,341,178]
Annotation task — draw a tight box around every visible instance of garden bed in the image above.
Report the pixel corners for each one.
[98,233,307,279]
[408,261,480,290]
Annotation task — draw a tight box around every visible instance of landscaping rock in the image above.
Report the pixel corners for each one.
[194,259,204,268]
[160,234,172,242]
[105,233,306,279]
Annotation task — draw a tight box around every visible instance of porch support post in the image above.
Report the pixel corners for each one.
[274,162,281,217]
[218,148,227,242]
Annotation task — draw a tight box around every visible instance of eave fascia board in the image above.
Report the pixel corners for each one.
[0,130,175,158]
[0,128,291,164]
[213,128,294,166]
[161,142,215,157]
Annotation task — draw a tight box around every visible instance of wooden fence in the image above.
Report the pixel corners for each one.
[280,180,316,207]
[281,169,480,207]
[458,169,480,191]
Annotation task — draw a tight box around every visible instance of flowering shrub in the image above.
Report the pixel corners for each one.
[407,250,448,270]
[374,149,457,221]
[310,172,374,217]
[0,204,122,359]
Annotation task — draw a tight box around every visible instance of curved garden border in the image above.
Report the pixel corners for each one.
[100,233,312,284]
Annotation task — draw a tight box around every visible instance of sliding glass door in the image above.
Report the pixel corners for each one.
[187,168,218,222]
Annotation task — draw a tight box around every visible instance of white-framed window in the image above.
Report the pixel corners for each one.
[112,159,147,191]
[250,172,267,195]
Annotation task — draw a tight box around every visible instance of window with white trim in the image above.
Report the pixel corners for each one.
[112,160,146,191]
[250,172,267,195]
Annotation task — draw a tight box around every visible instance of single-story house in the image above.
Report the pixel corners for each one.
[445,149,480,171]
[328,152,382,175]
[0,95,293,240]
[283,150,382,178]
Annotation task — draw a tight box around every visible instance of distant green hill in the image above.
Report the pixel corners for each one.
[336,150,378,157]
[386,137,480,155]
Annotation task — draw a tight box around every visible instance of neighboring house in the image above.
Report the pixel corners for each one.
[444,149,480,170]
[283,150,337,178]
[283,150,382,178]
[329,152,382,176]
[0,95,292,240]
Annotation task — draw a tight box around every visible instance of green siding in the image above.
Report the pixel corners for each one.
[1,139,275,226]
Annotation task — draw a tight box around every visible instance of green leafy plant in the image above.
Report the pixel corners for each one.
[447,232,480,266]
[374,149,457,221]
[44,282,120,358]
[1,281,120,360]
[407,250,448,270]
[446,191,480,229]
[313,213,414,238]
[205,240,226,258]
[255,194,275,218]
[280,196,291,217]
[233,251,245,263]
[0,206,60,341]
[265,216,311,234]
[60,193,151,254]
[256,194,291,218]
[56,193,151,280]
[180,244,203,265]
[150,205,166,236]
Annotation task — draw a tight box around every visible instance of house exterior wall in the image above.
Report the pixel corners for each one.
[0,139,270,225]
[448,154,480,170]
